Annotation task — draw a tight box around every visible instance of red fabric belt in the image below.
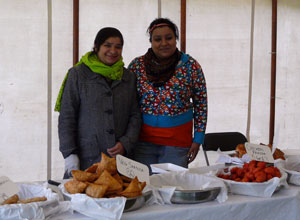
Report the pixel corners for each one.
[139,121,193,147]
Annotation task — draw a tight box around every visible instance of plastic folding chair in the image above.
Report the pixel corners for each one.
[202,132,248,166]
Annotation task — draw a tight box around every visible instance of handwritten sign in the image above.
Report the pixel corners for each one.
[245,143,274,163]
[116,155,150,184]
[0,176,19,203]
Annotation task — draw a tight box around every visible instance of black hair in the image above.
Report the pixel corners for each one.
[93,27,124,53]
[147,18,179,42]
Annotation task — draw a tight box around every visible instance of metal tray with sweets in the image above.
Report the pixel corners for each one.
[170,187,221,204]
[124,190,153,212]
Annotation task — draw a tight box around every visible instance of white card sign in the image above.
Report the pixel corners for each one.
[0,176,19,203]
[245,142,274,163]
[116,155,150,184]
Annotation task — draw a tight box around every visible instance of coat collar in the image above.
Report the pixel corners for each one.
[80,63,129,86]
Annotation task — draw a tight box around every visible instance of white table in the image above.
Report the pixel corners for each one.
[51,185,300,220]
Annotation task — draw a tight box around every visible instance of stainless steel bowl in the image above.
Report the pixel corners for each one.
[124,190,153,212]
[171,187,221,204]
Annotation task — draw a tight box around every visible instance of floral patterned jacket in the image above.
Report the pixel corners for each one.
[128,52,207,146]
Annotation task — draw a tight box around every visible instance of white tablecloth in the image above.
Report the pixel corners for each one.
[50,185,300,220]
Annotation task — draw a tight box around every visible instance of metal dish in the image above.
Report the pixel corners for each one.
[124,190,152,212]
[171,187,221,204]
[62,188,152,212]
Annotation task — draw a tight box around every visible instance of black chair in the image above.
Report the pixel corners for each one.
[202,132,248,166]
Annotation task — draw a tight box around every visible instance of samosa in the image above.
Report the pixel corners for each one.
[118,177,142,198]
[97,153,117,175]
[94,170,122,194]
[64,180,88,194]
[72,170,99,182]
[85,183,108,198]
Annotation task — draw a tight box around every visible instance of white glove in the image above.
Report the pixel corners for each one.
[64,154,80,176]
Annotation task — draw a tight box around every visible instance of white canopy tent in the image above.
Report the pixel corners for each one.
[0,0,299,182]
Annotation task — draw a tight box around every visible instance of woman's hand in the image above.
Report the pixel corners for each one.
[107,142,125,158]
[187,142,200,163]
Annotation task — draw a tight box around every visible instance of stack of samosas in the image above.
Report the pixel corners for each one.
[0,194,47,205]
[64,153,146,199]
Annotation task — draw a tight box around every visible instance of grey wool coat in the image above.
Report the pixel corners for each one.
[58,63,141,170]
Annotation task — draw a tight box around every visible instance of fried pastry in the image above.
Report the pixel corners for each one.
[118,177,142,198]
[107,194,121,198]
[113,173,123,185]
[138,181,146,191]
[235,144,247,158]
[1,194,19,205]
[85,183,108,198]
[120,175,132,183]
[64,180,88,194]
[18,196,47,204]
[94,170,122,194]
[72,170,99,182]
[85,163,99,173]
[97,153,117,175]
[273,148,285,160]
[260,143,285,160]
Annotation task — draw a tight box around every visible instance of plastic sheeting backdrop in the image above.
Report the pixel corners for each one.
[0,0,299,182]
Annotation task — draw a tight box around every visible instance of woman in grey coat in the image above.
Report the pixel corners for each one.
[55,27,141,178]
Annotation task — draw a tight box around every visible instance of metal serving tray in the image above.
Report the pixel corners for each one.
[62,189,152,212]
[54,179,153,212]
[124,190,153,212]
[170,187,221,204]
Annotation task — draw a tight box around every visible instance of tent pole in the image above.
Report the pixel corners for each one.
[246,0,255,142]
[158,0,161,18]
[269,0,277,146]
[180,0,186,53]
[73,0,79,65]
[47,0,52,181]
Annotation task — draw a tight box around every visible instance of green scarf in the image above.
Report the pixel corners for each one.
[54,51,124,112]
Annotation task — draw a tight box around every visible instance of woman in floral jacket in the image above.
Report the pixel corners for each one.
[128,18,207,173]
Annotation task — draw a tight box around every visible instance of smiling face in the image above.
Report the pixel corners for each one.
[151,26,177,60]
[96,37,123,66]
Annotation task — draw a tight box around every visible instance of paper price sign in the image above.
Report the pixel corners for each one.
[245,143,274,163]
[0,176,19,203]
[116,155,150,184]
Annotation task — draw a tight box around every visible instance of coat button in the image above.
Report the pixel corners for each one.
[105,109,113,114]
[107,129,114,134]
[106,91,112,96]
